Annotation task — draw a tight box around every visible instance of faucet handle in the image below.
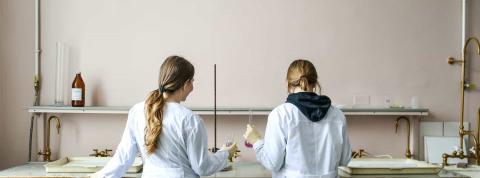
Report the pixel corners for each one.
[406,151,413,159]
[469,146,478,155]
[359,149,368,158]
[351,149,368,158]
[447,57,463,65]
[464,83,476,90]
[89,149,99,157]
[104,149,113,157]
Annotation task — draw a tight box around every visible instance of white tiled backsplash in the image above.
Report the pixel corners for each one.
[419,122,470,162]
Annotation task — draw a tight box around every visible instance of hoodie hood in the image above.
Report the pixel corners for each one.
[286,92,332,122]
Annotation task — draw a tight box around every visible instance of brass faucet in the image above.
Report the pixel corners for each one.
[352,149,367,158]
[443,37,480,165]
[395,116,412,159]
[38,116,61,161]
[443,108,480,165]
[90,149,113,157]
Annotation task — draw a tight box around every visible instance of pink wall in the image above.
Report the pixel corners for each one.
[0,0,35,169]
[1,0,480,170]
[0,0,4,169]
[36,0,464,163]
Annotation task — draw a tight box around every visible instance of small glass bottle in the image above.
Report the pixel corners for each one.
[71,72,85,107]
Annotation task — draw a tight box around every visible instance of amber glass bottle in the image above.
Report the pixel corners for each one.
[71,73,85,107]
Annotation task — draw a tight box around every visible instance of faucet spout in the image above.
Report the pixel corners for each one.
[38,116,61,161]
[395,116,412,159]
[463,37,480,58]
[51,116,61,134]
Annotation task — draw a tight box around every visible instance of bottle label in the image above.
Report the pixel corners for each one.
[72,88,82,101]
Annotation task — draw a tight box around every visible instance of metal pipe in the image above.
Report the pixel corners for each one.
[458,0,466,152]
[478,108,480,165]
[214,64,217,152]
[462,0,467,48]
[28,115,34,161]
[29,0,41,162]
[459,45,466,153]
[458,0,471,148]
[35,0,40,78]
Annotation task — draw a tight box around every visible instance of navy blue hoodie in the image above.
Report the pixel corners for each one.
[286,92,332,122]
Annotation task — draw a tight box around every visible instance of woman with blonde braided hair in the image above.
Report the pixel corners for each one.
[243,59,351,178]
[94,56,237,178]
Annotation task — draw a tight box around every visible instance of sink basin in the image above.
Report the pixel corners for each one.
[444,165,480,171]
[338,158,442,175]
[45,157,142,173]
[443,165,480,178]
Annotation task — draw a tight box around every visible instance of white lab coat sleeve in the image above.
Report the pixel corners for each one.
[339,115,352,166]
[185,114,228,176]
[96,108,139,178]
[253,109,287,171]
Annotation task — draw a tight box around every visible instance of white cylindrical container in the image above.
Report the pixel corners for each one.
[54,42,68,106]
[410,96,419,109]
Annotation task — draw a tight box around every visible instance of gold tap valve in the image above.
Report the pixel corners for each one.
[352,149,367,158]
[104,149,113,157]
[90,149,113,157]
[464,83,476,90]
[447,57,465,65]
[38,149,52,162]
[89,149,100,157]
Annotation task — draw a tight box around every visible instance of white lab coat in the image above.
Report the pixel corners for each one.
[96,102,229,178]
[253,103,351,178]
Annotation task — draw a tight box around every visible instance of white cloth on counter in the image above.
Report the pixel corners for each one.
[96,102,229,178]
[253,103,352,178]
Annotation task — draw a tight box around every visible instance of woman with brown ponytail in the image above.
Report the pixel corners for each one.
[243,59,352,178]
[94,56,237,178]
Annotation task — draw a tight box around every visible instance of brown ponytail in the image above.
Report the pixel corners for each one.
[286,59,320,93]
[144,56,194,155]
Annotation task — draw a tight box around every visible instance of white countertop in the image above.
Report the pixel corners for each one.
[0,162,271,178]
[1,162,476,178]
[443,165,480,178]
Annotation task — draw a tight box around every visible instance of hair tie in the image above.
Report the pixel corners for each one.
[159,86,166,93]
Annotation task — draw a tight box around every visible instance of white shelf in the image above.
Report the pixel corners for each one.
[27,106,273,115]
[28,106,429,116]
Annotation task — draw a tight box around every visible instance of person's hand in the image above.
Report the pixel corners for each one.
[243,124,262,145]
[221,142,238,160]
